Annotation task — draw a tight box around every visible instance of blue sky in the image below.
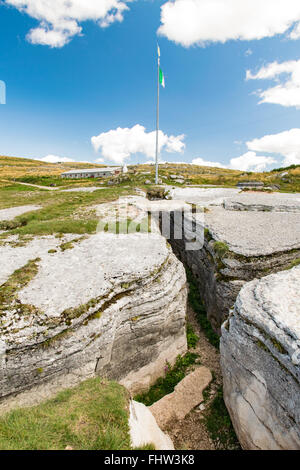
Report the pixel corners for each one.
[1,0,300,171]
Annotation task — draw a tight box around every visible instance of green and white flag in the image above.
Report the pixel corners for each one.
[159,67,165,88]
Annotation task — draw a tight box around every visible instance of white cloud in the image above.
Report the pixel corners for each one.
[158,0,300,47]
[91,124,185,164]
[39,154,74,163]
[193,153,276,171]
[247,59,300,108]
[5,0,131,47]
[247,128,300,167]
[192,157,226,168]
[229,151,276,172]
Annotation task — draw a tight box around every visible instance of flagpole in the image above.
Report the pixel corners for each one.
[155,46,160,185]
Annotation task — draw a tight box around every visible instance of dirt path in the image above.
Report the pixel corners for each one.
[164,305,222,450]
[1,180,60,191]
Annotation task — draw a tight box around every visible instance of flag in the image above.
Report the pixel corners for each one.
[157,44,161,57]
[159,67,165,88]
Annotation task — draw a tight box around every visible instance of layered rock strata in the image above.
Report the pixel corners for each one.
[0,231,187,412]
[220,266,300,450]
[167,193,300,332]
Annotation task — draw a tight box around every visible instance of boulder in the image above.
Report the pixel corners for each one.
[129,400,174,450]
[220,266,300,450]
[0,231,187,413]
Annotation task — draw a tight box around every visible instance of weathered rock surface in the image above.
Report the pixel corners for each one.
[167,195,300,332]
[0,231,187,413]
[205,207,300,256]
[150,367,212,428]
[129,400,174,450]
[0,234,75,285]
[223,193,300,213]
[0,205,41,221]
[168,187,239,206]
[220,266,300,450]
[103,193,300,332]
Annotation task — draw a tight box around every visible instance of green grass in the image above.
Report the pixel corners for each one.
[186,268,220,349]
[0,258,40,316]
[134,352,199,407]
[0,378,131,450]
[0,185,140,236]
[202,387,240,450]
[285,258,300,270]
[186,323,199,349]
[213,241,230,259]
[15,175,91,187]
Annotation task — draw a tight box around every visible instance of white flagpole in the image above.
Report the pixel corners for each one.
[155,45,160,185]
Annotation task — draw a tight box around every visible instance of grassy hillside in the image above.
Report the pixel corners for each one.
[1,155,299,192]
[133,163,300,192]
[0,378,131,450]
[0,155,107,180]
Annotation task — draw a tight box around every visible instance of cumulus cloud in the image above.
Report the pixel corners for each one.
[246,59,300,108]
[38,155,74,163]
[192,157,226,168]
[91,124,185,164]
[5,0,131,47]
[193,153,276,171]
[229,151,276,172]
[247,128,300,167]
[158,0,300,47]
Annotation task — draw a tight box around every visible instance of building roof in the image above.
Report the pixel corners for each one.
[61,167,120,175]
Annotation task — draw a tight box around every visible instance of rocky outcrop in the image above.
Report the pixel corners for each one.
[103,192,300,333]
[0,231,187,413]
[167,192,300,332]
[220,266,300,450]
[129,400,174,450]
[223,193,300,213]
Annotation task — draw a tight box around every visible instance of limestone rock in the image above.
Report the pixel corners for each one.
[129,400,174,450]
[168,197,300,331]
[0,231,187,412]
[220,267,300,450]
[150,367,212,428]
[168,187,240,206]
[223,193,300,213]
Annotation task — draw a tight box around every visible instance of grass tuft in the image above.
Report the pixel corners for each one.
[186,268,219,349]
[202,387,240,450]
[134,352,199,407]
[186,323,199,349]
